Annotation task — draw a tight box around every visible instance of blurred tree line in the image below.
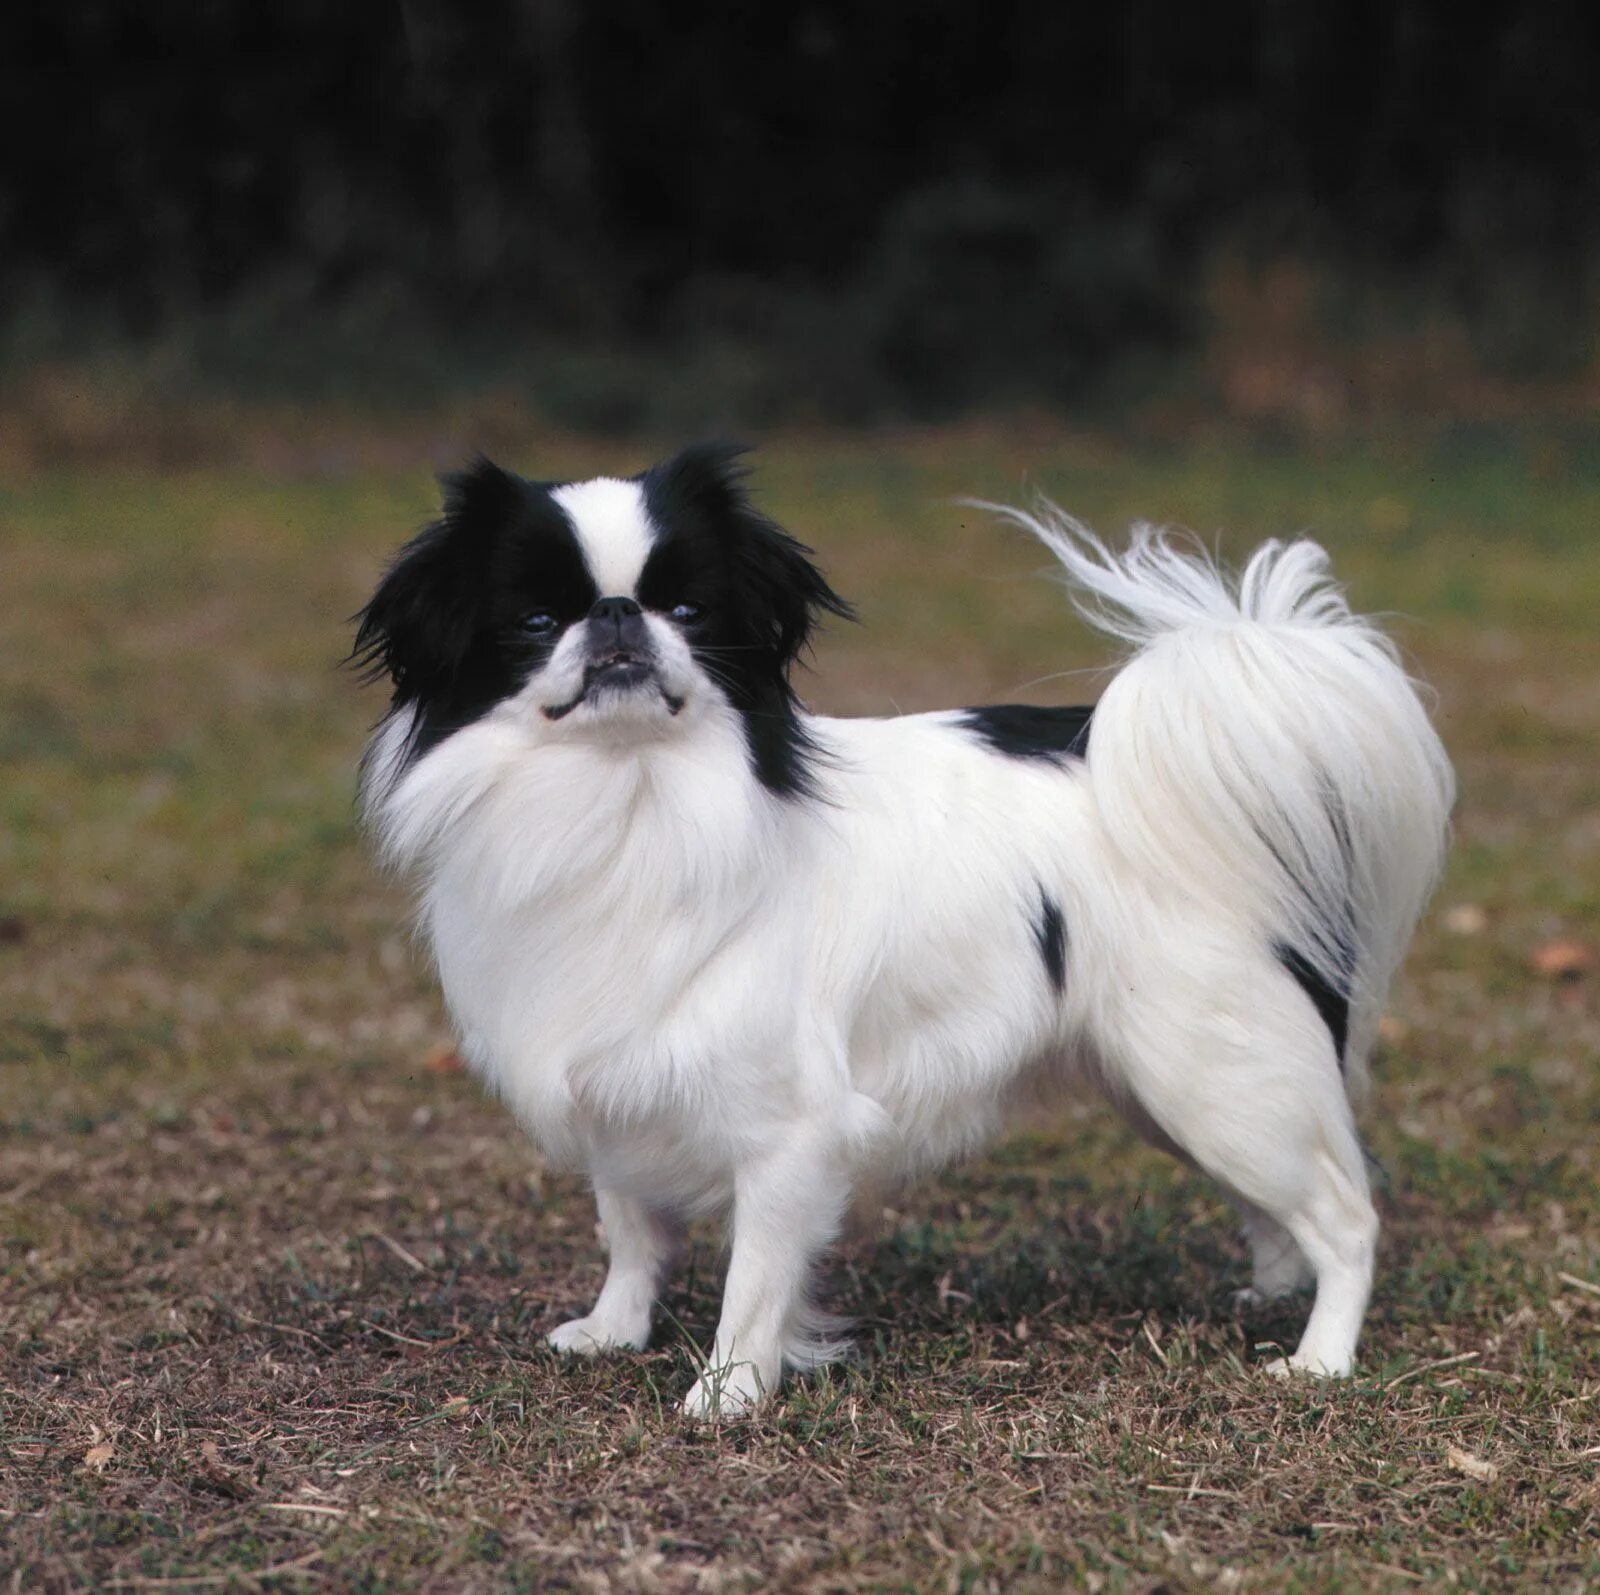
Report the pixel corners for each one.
[4,0,1596,423]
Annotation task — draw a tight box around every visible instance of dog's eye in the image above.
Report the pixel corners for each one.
[518,611,559,637]
[669,601,705,625]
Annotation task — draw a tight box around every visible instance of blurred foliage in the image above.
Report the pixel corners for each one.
[3,1,1597,421]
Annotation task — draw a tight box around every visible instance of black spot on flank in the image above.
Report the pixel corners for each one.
[1033,886,1067,995]
[962,704,1093,763]
[1276,942,1350,1068]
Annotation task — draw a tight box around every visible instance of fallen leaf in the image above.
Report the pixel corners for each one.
[1442,904,1488,936]
[83,1442,113,1472]
[195,1439,253,1499]
[1446,1445,1498,1483]
[1529,939,1595,981]
[424,1044,466,1075]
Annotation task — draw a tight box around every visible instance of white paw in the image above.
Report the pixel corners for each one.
[545,1314,649,1355]
[1262,1351,1353,1380]
[681,1363,767,1420]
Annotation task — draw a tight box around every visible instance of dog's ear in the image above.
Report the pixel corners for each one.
[647,442,855,673]
[351,457,520,697]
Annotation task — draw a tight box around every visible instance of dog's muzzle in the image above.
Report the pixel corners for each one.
[543,596,684,720]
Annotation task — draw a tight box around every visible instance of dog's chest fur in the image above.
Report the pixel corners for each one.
[402,704,807,1178]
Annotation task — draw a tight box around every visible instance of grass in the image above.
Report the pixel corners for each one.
[2,421,1599,1592]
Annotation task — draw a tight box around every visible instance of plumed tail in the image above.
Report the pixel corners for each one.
[984,502,1455,1103]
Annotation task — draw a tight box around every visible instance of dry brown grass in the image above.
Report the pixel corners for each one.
[3,425,1598,1591]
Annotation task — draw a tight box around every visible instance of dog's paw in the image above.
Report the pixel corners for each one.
[1262,1351,1353,1380]
[546,1314,649,1356]
[681,1364,766,1420]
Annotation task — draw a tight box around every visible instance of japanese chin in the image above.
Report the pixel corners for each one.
[354,444,1453,1416]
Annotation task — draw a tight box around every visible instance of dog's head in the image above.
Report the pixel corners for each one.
[354,443,852,795]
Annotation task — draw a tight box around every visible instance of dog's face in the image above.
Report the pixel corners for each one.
[355,444,851,794]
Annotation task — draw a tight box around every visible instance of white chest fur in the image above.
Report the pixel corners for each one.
[374,699,808,1182]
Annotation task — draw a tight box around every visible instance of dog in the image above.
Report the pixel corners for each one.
[354,444,1453,1415]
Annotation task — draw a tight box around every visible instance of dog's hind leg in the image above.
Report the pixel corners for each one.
[1105,953,1376,1377]
[547,1190,682,1355]
[1233,1200,1315,1305]
[1108,1069,1315,1307]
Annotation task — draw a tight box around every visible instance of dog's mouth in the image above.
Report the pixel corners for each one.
[543,652,685,721]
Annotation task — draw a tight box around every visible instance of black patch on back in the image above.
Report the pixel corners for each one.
[961,704,1094,763]
[1276,942,1350,1067]
[638,442,853,799]
[1033,885,1067,995]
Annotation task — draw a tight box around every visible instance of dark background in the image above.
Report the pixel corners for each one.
[5,0,1598,428]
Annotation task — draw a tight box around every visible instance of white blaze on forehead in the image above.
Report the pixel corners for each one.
[550,477,657,599]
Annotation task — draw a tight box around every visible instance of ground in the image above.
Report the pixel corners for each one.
[3,423,1598,1592]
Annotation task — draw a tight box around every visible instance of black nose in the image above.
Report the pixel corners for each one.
[587,595,648,657]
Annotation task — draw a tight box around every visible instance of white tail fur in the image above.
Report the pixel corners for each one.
[985,502,1455,1101]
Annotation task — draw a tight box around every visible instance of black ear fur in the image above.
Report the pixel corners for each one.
[637,442,854,799]
[641,442,854,678]
[350,457,519,697]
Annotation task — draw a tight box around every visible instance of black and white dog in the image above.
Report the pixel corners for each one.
[355,445,1453,1415]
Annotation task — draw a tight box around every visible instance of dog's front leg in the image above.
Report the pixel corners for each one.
[547,1189,682,1355]
[683,1133,848,1418]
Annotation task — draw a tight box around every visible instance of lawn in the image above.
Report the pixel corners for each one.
[3,422,1598,1591]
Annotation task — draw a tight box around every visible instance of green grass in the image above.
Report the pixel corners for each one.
[3,423,1599,1592]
